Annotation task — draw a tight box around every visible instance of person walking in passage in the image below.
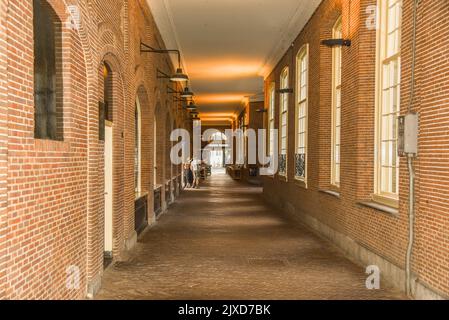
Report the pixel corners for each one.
[187,161,194,188]
[191,158,201,189]
[183,162,191,188]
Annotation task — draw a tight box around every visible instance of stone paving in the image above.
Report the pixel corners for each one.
[96,173,405,300]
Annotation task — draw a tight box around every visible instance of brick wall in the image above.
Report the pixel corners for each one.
[0,0,8,299]
[263,0,449,298]
[1,0,188,299]
[403,0,449,297]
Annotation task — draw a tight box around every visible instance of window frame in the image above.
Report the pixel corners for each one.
[279,67,289,177]
[267,82,276,160]
[237,113,246,166]
[331,17,342,187]
[374,0,403,207]
[33,0,62,141]
[295,45,309,183]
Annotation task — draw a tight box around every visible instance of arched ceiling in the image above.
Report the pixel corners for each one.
[147,0,321,125]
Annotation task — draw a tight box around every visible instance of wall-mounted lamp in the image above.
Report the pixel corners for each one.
[141,42,189,82]
[321,39,351,47]
[170,69,189,82]
[167,85,195,101]
[180,87,194,99]
[157,68,189,83]
[277,88,294,94]
[186,102,198,111]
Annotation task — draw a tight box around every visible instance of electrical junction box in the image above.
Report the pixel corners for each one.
[398,113,418,156]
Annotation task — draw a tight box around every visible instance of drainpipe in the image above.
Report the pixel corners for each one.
[405,0,420,298]
[406,154,416,296]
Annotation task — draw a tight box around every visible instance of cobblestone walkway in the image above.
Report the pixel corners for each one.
[97,173,405,300]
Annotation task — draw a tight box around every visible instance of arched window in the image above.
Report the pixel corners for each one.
[279,67,289,176]
[331,17,342,187]
[33,0,62,140]
[295,45,308,182]
[374,0,402,207]
[267,83,276,161]
[99,63,113,141]
[103,63,113,122]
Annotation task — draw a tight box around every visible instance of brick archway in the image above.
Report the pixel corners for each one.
[96,52,126,269]
[135,85,156,223]
[136,85,152,194]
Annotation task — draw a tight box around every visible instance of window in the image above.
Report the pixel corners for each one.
[103,64,113,122]
[33,0,62,140]
[268,83,276,161]
[237,113,246,165]
[375,0,402,204]
[242,112,247,165]
[331,17,342,187]
[295,46,308,181]
[135,99,141,195]
[99,64,113,141]
[279,68,289,176]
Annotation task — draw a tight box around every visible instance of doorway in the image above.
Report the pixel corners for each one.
[104,122,113,268]
[207,131,229,175]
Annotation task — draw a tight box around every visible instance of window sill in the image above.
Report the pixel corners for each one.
[278,174,288,182]
[319,189,340,198]
[372,194,399,209]
[135,191,149,201]
[34,139,70,152]
[294,178,307,189]
[357,201,399,217]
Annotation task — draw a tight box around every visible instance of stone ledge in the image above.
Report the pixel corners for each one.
[86,273,102,299]
[275,200,446,300]
[414,279,448,300]
[319,189,341,198]
[357,201,399,216]
[124,230,137,252]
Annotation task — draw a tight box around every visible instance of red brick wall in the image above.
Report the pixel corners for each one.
[1,0,188,299]
[0,0,8,299]
[263,0,449,297]
[403,0,449,296]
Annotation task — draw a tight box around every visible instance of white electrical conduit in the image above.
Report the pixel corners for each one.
[406,154,416,296]
[405,0,421,297]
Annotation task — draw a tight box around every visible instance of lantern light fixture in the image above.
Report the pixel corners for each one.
[180,87,194,99]
[186,101,198,111]
[166,85,195,102]
[170,68,189,83]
